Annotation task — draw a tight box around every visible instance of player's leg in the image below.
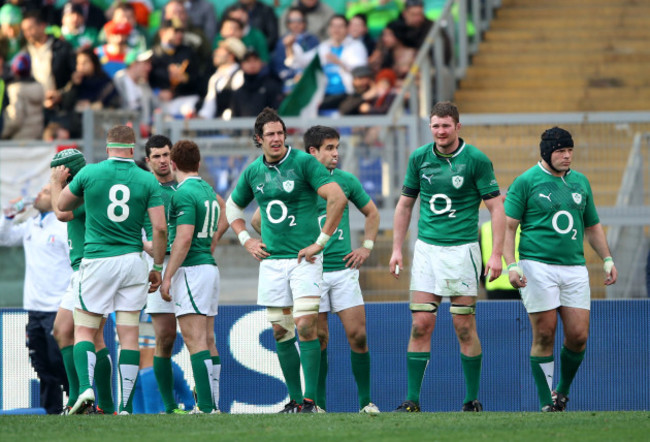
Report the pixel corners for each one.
[151,312,180,413]
[178,313,213,413]
[93,317,114,414]
[71,310,102,414]
[206,316,221,412]
[450,297,482,411]
[316,312,329,410]
[115,310,142,414]
[53,307,77,412]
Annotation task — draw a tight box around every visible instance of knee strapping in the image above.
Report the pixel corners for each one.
[449,304,476,315]
[73,310,102,328]
[293,297,320,318]
[410,302,440,316]
[267,307,295,342]
[115,311,141,326]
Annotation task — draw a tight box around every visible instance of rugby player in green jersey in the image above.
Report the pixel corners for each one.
[50,151,115,415]
[160,140,226,414]
[504,127,617,412]
[59,125,167,415]
[252,125,381,414]
[226,108,347,413]
[390,101,505,412]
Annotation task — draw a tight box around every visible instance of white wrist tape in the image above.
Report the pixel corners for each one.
[315,232,331,248]
[225,196,245,224]
[603,257,614,273]
[362,239,374,250]
[507,263,524,279]
[238,230,251,246]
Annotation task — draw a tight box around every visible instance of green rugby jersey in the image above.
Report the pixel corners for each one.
[505,162,599,266]
[231,147,332,259]
[402,140,500,246]
[68,157,163,259]
[68,205,85,271]
[317,169,371,272]
[144,180,177,253]
[169,176,218,267]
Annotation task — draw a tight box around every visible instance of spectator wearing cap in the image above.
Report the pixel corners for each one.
[57,3,98,50]
[217,7,269,63]
[114,49,157,135]
[271,7,319,95]
[2,51,44,139]
[313,14,368,113]
[149,18,201,118]
[0,4,22,64]
[280,0,334,42]
[102,2,148,53]
[230,47,283,118]
[198,37,245,120]
[95,20,132,78]
[20,11,75,121]
[226,0,278,53]
[58,47,119,137]
[338,64,374,115]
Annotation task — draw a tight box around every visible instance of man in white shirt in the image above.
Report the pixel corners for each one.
[0,183,71,414]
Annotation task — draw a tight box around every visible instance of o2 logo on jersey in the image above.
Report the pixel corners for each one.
[266,200,296,226]
[429,193,456,218]
[552,210,577,240]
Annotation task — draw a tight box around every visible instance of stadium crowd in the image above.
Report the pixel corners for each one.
[0,0,449,140]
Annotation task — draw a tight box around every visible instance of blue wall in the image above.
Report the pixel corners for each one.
[1,300,648,412]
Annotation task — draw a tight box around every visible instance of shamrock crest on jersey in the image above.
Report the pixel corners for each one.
[282,180,294,192]
[452,175,464,189]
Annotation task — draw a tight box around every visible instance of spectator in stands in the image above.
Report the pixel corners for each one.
[345,0,403,40]
[220,6,269,63]
[57,0,106,33]
[338,64,374,116]
[0,3,23,64]
[163,0,212,74]
[149,18,201,118]
[198,37,245,120]
[316,14,368,113]
[271,6,319,95]
[2,51,44,139]
[113,49,157,136]
[184,0,218,44]
[21,11,76,121]
[230,47,283,118]
[59,47,120,136]
[102,2,147,53]
[42,120,72,141]
[57,2,98,50]
[95,20,131,78]
[360,67,397,114]
[280,0,334,42]
[348,13,375,57]
[230,0,279,53]
[368,22,415,80]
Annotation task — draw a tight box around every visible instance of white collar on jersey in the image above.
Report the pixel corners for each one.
[263,145,291,168]
[177,176,202,189]
[432,139,466,158]
[107,157,135,162]
[537,161,572,176]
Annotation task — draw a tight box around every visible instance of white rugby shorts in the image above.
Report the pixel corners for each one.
[319,268,364,313]
[172,264,220,317]
[257,254,323,307]
[410,240,481,297]
[144,255,175,314]
[519,259,590,313]
[60,270,80,312]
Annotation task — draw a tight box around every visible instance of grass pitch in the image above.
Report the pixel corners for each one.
[2,412,648,441]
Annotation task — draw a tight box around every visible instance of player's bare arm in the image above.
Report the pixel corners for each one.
[344,199,379,269]
[49,166,74,222]
[232,217,269,261]
[484,194,506,282]
[58,185,84,212]
[298,182,347,263]
[211,194,230,253]
[148,204,168,293]
[389,195,415,278]
[251,207,262,235]
[585,223,618,285]
[161,223,193,301]
[504,216,526,288]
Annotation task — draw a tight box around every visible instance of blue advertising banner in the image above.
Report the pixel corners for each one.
[1,300,648,412]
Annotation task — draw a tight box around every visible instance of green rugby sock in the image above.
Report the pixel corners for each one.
[316,349,327,409]
[95,348,114,414]
[406,352,430,405]
[351,350,371,409]
[190,350,214,413]
[556,346,586,396]
[530,355,554,409]
[73,341,96,392]
[61,345,78,407]
[276,337,303,402]
[299,339,321,402]
[118,349,140,414]
[153,356,177,413]
[461,353,482,403]
[211,355,221,410]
